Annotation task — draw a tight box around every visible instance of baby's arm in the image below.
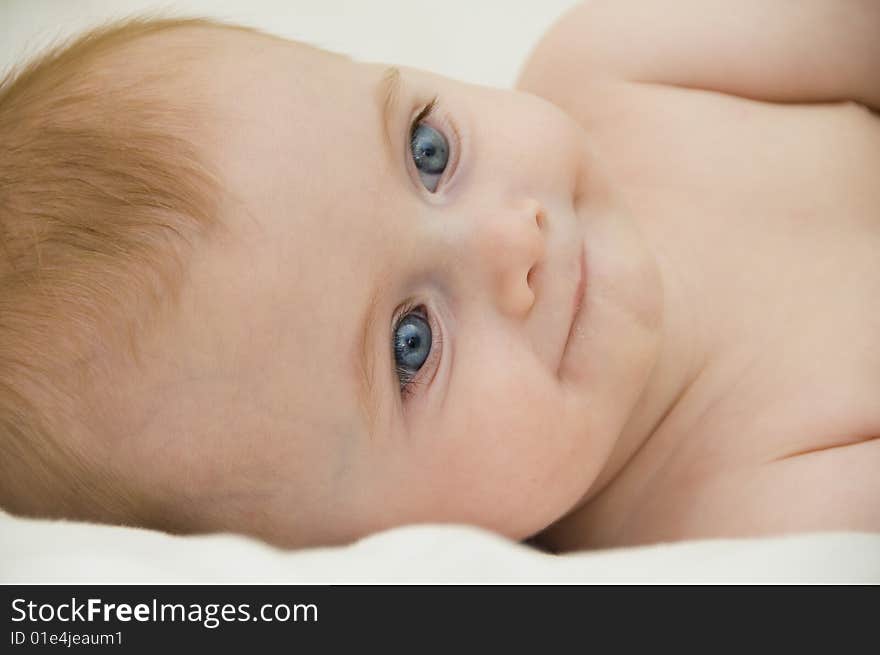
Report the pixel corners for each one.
[520,0,880,110]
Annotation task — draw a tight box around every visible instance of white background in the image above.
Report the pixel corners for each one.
[1,0,582,88]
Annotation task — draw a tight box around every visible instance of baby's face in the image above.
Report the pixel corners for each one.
[112,27,663,547]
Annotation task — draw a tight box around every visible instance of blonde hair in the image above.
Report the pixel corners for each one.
[0,16,239,526]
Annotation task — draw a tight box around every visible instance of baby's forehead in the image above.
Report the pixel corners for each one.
[93,23,323,98]
[148,24,341,71]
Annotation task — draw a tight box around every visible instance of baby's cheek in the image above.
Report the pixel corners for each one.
[419,367,579,532]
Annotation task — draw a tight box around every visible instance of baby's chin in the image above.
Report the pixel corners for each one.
[567,156,664,384]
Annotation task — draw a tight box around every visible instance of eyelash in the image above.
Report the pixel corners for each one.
[412,96,439,131]
[392,300,443,402]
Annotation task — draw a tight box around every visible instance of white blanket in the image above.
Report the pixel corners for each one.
[2,511,878,583]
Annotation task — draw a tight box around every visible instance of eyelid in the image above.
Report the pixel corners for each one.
[406,96,462,195]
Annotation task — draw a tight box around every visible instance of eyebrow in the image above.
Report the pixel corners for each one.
[357,276,385,438]
[379,66,401,159]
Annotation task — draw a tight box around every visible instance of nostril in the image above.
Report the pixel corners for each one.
[527,264,537,289]
[535,209,546,231]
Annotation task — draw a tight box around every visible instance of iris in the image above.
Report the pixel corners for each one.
[410,124,448,191]
[393,311,431,387]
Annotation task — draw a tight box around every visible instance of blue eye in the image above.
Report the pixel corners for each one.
[410,123,448,192]
[393,308,432,393]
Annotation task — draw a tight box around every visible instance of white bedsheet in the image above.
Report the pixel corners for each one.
[2,511,878,584]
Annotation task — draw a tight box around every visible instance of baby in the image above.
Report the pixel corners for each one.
[0,1,877,553]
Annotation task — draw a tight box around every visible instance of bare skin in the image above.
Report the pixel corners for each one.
[518,0,880,550]
[66,2,879,552]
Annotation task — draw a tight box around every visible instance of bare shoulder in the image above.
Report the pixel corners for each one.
[517,0,880,111]
[628,436,880,546]
[710,436,880,537]
[515,2,613,112]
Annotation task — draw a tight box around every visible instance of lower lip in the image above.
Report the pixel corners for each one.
[560,244,587,371]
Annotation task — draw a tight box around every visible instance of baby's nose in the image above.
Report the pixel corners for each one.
[471,198,546,320]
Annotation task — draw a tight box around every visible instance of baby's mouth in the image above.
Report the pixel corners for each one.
[558,244,587,373]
